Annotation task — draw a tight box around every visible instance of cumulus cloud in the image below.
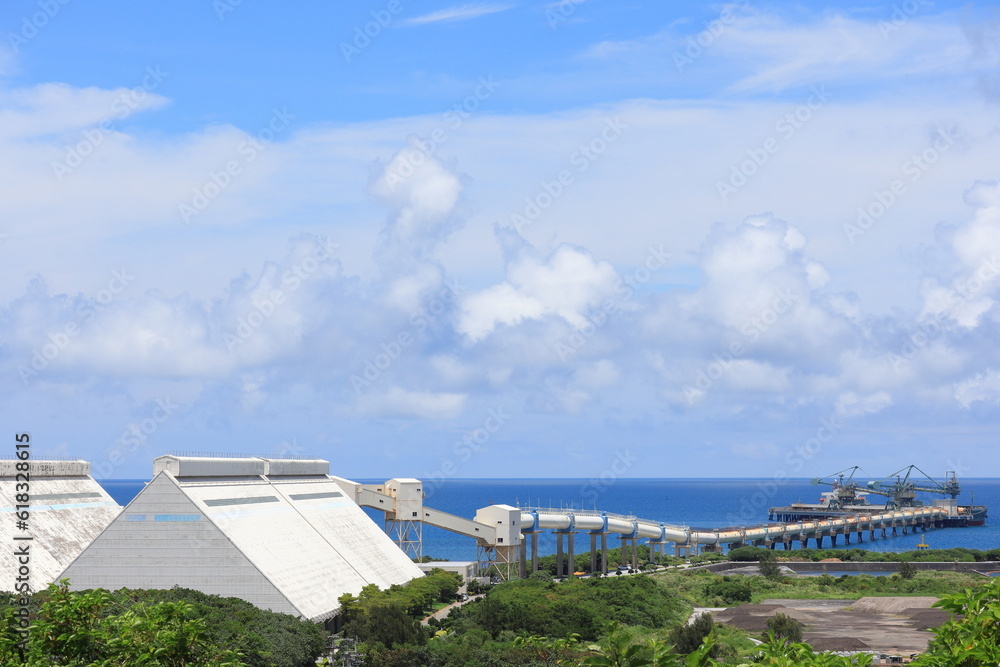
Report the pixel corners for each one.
[7,235,345,385]
[920,181,1000,327]
[369,139,465,257]
[458,234,620,341]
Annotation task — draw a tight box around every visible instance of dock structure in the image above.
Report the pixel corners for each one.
[342,479,953,581]
[4,454,980,617]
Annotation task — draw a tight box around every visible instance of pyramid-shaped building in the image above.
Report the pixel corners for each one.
[60,455,423,623]
[1,460,121,592]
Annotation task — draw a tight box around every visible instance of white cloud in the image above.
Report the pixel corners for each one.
[400,3,512,26]
[357,387,467,419]
[835,391,893,417]
[0,81,169,141]
[458,239,620,341]
[581,10,969,94]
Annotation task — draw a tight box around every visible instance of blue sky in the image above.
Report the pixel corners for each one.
[3,1,1000,488]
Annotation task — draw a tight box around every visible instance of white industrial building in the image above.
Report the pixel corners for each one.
[0,460,121,592]
[60,455,424,623]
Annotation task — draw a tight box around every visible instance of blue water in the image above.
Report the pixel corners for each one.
[98,478,1000,562]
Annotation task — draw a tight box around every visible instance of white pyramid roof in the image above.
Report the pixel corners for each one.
[0,460,120,592]
[60,457,423,622]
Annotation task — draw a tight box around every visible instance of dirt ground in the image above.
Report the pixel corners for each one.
[711,597,947,656]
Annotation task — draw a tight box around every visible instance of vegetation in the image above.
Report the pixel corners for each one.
[0,581,328,667]
[667,612,715,655]
[726,545,1000,564]
[653,567,988,606]
[448,575,689,641]
[337,569,463,648]
[5,561,999,666]
[765,613,802,643]
[912,577,1000,666]
[0,581,253,666]
[528,544,686,576]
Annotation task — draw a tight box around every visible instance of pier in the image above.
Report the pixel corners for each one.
[341,477,954,581]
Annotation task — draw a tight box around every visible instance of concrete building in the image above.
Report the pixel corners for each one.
[416,561,478,582]
[60,455,423,623]
[0,460,121,592]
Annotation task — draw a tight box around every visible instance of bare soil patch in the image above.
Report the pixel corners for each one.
[711,597,943,656]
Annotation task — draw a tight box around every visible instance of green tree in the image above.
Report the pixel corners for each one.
[757,552,782,580]
[899,560,917,580]
[703,578,752,605]
[667,613,715,655]
[0,581,245,667]
[765,613,802,643]
[912,579,1000,666]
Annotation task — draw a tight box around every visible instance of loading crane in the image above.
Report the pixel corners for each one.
[865,465,962,509]
[810,466,875,509]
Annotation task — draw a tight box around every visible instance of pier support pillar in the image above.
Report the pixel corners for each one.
[531,532,539,572]
[556,533,564,577]
[601,533,608,574]
[631,539,639,570]
[567,533,575,576]
[590,533,597,574]
[519,540,527,579]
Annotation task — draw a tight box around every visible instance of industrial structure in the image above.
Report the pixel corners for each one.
[59,456,423,624]
[5,455,985,621]
[344,471,973,581]
[0,459,120,592]
[769,466,988,526]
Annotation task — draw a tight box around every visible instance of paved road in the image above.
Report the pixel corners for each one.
[421,594,484,625]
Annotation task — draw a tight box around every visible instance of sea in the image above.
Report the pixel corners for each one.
[98,478,1000,562]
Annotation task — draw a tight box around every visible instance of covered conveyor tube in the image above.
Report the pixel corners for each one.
[520,506,945,545]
